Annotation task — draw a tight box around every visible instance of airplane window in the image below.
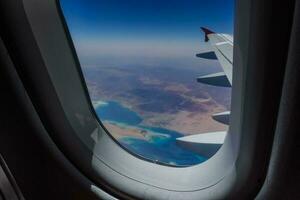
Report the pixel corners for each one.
[59,0,234,167]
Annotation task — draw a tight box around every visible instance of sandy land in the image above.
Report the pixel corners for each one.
[98,99,228,139]
[102,104,228,139]
[141,106,228,136]
[92,100,108,109]
[164,110,228,135]
[103,122,147,140]
[164,83,190,93]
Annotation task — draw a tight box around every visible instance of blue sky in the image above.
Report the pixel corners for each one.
[60,0,234,67]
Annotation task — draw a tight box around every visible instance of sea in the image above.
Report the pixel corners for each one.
[95,101,207,167]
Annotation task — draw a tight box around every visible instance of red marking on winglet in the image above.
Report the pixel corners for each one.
[201,27,215,42]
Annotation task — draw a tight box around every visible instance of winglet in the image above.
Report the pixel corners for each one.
[201,27,215,42]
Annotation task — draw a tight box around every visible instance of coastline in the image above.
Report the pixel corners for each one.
[103,121,147,140]
[92,100,108,109]
[94,100,228,139]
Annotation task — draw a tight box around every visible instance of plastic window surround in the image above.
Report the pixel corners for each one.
[18,0,289,199]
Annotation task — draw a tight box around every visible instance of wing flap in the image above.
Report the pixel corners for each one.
[212,111,230,125]
[197,72,231,87]
[196,51,217,60]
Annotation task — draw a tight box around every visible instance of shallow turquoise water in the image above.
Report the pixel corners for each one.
[95,101,207,166]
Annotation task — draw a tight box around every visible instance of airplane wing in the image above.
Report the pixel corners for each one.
[175,28,233,156]
[196,27,233,87]
[196,27,233,126]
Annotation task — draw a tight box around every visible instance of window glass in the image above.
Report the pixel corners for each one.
[60,0,234,166]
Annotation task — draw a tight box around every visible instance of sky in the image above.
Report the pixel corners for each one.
[59,0,234,67]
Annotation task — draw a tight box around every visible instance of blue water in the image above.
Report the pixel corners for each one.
[96,101,142,125]
[95,101,207,166]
